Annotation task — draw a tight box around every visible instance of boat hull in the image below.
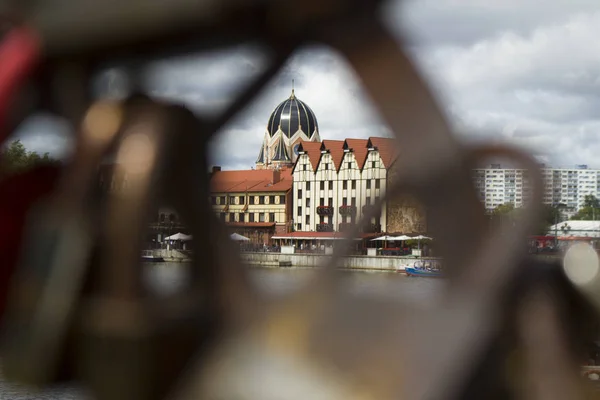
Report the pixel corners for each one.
[405,267,443,278]
[141,256,165,263]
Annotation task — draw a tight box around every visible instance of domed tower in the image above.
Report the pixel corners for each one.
[256,84,320,169]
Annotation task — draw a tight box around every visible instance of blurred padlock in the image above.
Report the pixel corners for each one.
[0,99,124,385]
[75,98,221,400]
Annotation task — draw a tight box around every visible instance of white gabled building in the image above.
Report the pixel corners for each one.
[291,137,398,234]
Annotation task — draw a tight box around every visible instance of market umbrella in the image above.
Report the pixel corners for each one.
[165,232,193,241]
[230,233,250,241]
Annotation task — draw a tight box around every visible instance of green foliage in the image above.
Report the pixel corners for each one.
[491,203,515,216]
[572,195,600,220]
[0,140,58,177]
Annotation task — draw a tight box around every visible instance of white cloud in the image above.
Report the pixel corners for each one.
[10,0,600,171]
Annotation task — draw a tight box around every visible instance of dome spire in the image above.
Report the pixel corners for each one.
[290,79,295,99]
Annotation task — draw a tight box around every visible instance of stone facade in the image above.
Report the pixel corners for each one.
[385,194,427,234]
[385,162,427,234]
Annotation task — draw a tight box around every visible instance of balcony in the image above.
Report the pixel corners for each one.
[317,223,334,232]
[316,205,334,216]
[338,223,355,232]
[339,205,357,216]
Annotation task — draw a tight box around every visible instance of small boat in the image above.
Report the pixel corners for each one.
[405,260,443,278]
[141,250,164,263]
[405,267,443,277]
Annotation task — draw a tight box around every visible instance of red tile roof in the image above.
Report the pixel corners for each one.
[368,137,399,168]
[211,168,292,193]
[272,231,357,239]
[298,141,322,171]
[271,231,377,240]
[321,140,345,171]
[344,139,369,170]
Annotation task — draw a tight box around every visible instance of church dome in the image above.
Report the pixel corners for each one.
[266,89,319,138]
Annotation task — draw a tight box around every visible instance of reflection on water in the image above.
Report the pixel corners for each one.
[1,264,441,399]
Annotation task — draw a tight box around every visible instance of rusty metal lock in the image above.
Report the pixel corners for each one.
[73,97,227,400]
[0,99,125,386]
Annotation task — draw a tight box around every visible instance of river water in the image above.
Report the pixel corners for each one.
[0,264,442,399]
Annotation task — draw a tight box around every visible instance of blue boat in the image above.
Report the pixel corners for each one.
[405,267,443,277]
[405,261,443,277]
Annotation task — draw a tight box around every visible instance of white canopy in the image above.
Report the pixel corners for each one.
[165,232,193,241]
[371,235,432,241]
[390,235,412,241]
[230,233,250,241]
[547,220,600,238]
[370,235,395,241]
[412,235,432,240]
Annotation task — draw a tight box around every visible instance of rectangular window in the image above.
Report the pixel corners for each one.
[259,196,265,205]
[249,213,255,222]
[297,223,302,230]
[229,196,235,205]
[249,196,255,205]
[351,197,356,206]
[320,215,325,224]
[306,181,310,190]
[352,180,356,189]
[303,164,307,171]
[305,215,310,225]
[347,162,351,169]
[298,189,303,199]
[320,198,325,206]
[329,181,333,190]
[279,195,285,204]
[375,179,381,189]
[297,206,302,216]
[320,181,325,190]
[342,198,347,206]
[306,198,310,207]
[239,213,245,223]
[220,196,226,204]
[269,195,275,204]
[269,213,275,222]
[325,163,329,170]
[328,197,333,206]
[211,197,217,205]
[229,212,235,222]
[372,161,376,168]
[366,180,371,189]
[343,181,347,190]
[366,197,371,205]
[239,196,245,205]
[259,213,265,222]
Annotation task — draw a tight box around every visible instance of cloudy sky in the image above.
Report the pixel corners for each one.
[13,0,600,169]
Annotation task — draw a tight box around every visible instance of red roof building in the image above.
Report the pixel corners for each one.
[210,167,293,244]
[290,136,425,235]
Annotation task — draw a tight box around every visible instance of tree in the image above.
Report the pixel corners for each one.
[572,195,600,220]
[491,203,515,216]
[533,204,564,236]
[0,140,58,177]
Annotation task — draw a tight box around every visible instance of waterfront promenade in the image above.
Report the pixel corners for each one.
[241,252,441,272]
[153,248,440,272]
